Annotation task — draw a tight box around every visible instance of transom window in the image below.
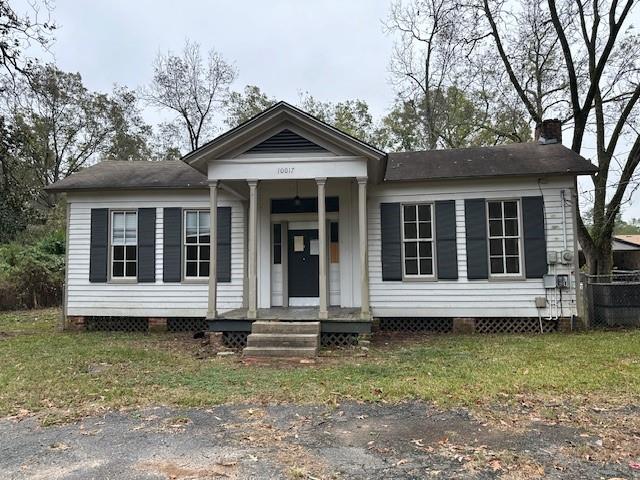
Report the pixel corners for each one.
[184,210,210,278]
[111,211,137,278]
[488,200,521,275]
[402,203,434,277]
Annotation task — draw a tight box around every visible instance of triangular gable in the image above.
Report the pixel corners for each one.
[246,129,328,154]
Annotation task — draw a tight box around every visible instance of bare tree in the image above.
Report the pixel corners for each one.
[144,40,236,151]
[479,0,640,273]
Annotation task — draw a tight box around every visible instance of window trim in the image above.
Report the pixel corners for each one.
[486,198,524,279]
[108,209,138,283]
[183,209,211,281]
[400,202,437,280]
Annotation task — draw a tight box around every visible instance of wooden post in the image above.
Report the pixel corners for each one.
[247,180,259,319]
[207,181,218,319]
[317,178,328,320]
[358,177,370,320]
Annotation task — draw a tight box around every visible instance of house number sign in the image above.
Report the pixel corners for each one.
[277,167,295,175]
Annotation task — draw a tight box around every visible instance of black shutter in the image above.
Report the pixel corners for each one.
[163,208,182,282]
[522,196,547,278]
[137,208,156,283]
[464,199,489,280]
[89,208,109,283]
[380,203,402,281]
[435,200,458,279]
[217,206,232,282]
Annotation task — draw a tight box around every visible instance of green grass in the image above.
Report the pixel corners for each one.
[1,308,639,423]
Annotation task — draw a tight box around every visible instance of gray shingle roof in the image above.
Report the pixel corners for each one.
[385,143,598,182]
[45,160,208,192]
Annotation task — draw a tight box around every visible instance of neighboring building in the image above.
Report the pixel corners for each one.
[47,103,597,352]
[579,235,640,271]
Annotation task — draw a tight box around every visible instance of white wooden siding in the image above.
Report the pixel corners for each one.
[66,190,244,317]
[368,176,578,318]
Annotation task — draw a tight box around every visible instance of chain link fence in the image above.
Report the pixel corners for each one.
[582,271,640,328]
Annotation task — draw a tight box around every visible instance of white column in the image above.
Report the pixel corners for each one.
[317,177,328,320]
[358,177,370,320]
[247,180,259,319]
[207,181,218,319]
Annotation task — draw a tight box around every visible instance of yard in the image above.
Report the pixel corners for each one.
[1,309,639,478]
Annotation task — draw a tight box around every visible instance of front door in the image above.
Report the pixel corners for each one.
[288,229,319,298]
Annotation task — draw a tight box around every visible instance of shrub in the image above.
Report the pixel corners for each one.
[0,234,65,310]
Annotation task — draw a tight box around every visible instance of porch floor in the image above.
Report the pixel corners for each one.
[219,307,363,322]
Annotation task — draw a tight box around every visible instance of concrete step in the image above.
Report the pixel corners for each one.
[243,346,318,358]
[251,321,320,335]
[246,333,319,348]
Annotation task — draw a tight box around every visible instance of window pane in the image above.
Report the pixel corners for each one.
[504,201,518,218]
[113,245,124,261]
[488,202,502,219]
[490,257,504,274]
[419,259,433,275]
[489,239,503,255]
[199,261,209,277]
[126,246,137,261]
[405,259,418,275]
[489,220,503,237]
[112,213,124,244]
[125,261,136,277]
[505,239,519,255]
[273,246,281,264]
[186,261,197,277]
[186,212,197,243]
[419,241,432,258]
[404,241,417,258]
[418,204,431,222]
[125,213,137,242]
[404,222,417,239]
[200,245,210,261]
[418,222,431,239]
[403,205,416,221]
[112,261,124,277]
[186,245,198,261]
[273,223,281,243]
[506,256,520,273]
[504,219,518,236]
[330,222,339,243]
[199,234,210,244]
[199,212,210,233]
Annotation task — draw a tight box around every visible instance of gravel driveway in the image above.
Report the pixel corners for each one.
[1,402,638,479]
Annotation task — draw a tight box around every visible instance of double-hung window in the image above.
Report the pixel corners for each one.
[402,203,434,277]
[184,210,210,278]
[111,211,137,279]
[488,200,522,275]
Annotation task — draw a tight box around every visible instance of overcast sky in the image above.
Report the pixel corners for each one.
[17,0,640,218]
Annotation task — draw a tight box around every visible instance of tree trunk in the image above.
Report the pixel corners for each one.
[584,236,613,275]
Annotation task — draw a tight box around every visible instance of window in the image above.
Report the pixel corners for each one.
[402,204,434,277]
[273,223,282,265]
[488,200,521,275]
[111,211,137,279]
[184,210,210,278]
[330,222,339,263]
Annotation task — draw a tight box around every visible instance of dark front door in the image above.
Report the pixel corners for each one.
[288,229,319,298]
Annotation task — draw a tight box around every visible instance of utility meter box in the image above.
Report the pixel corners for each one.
[556,274,569,289]
[547,251,558,265]
[543,274,556,289]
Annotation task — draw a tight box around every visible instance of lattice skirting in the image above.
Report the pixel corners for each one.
[379,317,453,333]
[321,332,359,348]
[85,317,149,332]
[475,318,558,334]
[167,318,207,332]
[223,331,248,350]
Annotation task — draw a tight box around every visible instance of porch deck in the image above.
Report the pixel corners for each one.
[209,307,371,333]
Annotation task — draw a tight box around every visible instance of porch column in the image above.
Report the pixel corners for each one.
[207,181,218,319]
[358,177,370,320]
[247,180,259,319]
[317,177,328,320]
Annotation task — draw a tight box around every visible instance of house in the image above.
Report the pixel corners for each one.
[46,103,597,355]
[579,235,640,271]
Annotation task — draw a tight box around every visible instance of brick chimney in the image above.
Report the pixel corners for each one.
[535,119,562,144]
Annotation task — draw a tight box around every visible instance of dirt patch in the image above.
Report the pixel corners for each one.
[137,460,238,479]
